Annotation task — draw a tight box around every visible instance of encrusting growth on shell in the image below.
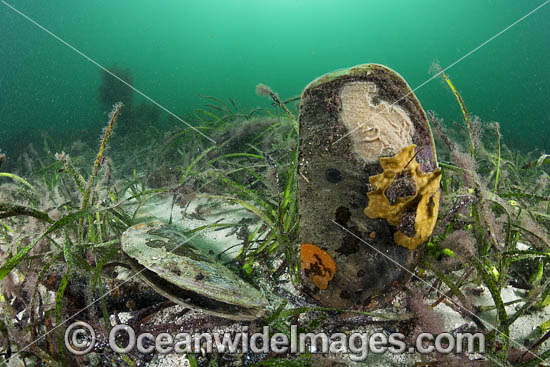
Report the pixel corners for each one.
[364,144,441,250]
[339,81,415,164]
[300,243,336,290]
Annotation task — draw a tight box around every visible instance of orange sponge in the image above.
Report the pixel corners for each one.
[300,243,336,290]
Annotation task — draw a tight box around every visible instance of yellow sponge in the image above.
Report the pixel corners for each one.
[364,144,441,250]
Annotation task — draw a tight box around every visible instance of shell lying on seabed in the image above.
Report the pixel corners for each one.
[121,221,268,320]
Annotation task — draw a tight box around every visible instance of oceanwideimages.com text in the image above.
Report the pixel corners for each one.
[65,322,485,361]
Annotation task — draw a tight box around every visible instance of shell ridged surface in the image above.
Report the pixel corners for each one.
[121,222,268,320]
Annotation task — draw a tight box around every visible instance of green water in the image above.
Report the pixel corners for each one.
[1,0,549,158]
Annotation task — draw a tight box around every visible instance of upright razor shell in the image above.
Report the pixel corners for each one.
[297,64,439,308]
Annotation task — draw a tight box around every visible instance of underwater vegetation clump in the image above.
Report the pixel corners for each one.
[0,79,304,365]
[1,66,550,367]
[413,67,550,366]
